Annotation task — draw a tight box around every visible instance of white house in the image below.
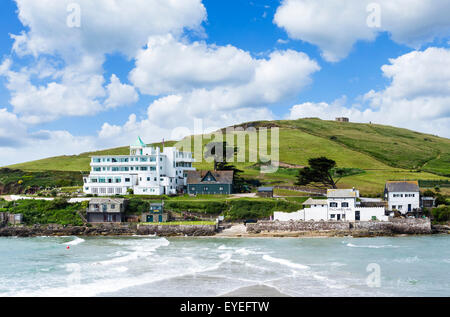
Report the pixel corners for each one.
[384,181,420,213]
[274,188,389,222]
[83,137,195,196]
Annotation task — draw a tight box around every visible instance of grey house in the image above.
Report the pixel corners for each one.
[186,170,233,195]
[87,198,127,223]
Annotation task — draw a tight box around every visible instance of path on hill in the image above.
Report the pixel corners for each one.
[216,224,247,237]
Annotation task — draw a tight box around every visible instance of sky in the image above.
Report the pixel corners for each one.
[0,0,449,166]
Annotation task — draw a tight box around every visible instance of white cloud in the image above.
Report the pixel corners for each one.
[13,0,206,59]
[131,36,320,124]
[288,47,450,137]
[1,56,106,124]
[104,75,138,109]
[0,0,207,124]
[130,34,256,95]
[274,0,450,62]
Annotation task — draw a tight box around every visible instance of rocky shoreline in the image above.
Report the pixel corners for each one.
[0,223,217,237]
[0,218,446,238]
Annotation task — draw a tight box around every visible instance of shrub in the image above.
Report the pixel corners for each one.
[431,206,450,223]
[226,199,301,220]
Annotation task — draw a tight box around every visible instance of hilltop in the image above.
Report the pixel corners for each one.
[4,118,450,195]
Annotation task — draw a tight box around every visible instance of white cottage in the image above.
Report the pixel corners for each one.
[274,188,389,222]
[384,181,420,214]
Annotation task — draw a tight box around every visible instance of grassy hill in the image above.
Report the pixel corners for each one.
[5,118,450,196]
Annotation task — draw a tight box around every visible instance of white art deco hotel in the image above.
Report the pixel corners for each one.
[83,137,195,196]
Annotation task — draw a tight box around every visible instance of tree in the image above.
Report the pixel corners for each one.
[204,142,238,171]
[295,157,341,189]
[215,161,247,193]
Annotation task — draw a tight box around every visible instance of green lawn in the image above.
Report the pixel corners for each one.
[3,118,449,195]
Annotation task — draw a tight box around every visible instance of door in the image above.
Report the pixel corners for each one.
[159,215,163,222]
[113,214,117,222]
[337,214,341,221]
[408,204,412,212]
[355,211,360,221]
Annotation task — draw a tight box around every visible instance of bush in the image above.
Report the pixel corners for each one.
[125,198,150,215]
[226,199,301,220]
[2,199,83,226]
[165,201,227,214]
[431,206,450,223]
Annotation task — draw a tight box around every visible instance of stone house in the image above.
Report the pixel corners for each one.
[141,202,168,223]
[86,198,127,223]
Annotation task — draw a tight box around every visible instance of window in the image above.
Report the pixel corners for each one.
[125,178,130,182]
[398,205,403,210]
[147,177,151,181]
[330,214,335,218]
[341,202,349,207]
[204,187,209,191]
[219,187,224,191]
[191,187,195,191]
[111,204,115,209]
[392,205,396,209]
[330,202,338,207]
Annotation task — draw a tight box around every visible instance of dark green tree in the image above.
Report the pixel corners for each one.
[295,157,341,189]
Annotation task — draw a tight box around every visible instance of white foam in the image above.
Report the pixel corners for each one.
[346,243,399,249]
[262,255,309,270]
[65,237,85,246]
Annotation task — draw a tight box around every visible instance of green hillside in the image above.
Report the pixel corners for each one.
[5,119,450,195]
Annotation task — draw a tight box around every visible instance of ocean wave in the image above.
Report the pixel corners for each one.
[346,243,399,249]
[262,255,309,270]
[65,237,85,246]
[94,237,170,266]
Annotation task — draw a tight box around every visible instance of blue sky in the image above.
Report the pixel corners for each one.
[0,0,449,165]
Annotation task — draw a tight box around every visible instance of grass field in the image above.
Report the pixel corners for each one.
[4,118,449,195]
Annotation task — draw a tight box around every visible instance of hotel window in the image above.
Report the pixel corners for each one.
[392,205,396,209]
[341,202,349,207]
[140,167,148,171]
[125,178,130,182]
[147,177,151,181]
[330,202,338,207]
[330,214,335,218]
[115,188,122,194]
[398,205,403,210]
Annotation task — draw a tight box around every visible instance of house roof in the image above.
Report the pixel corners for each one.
[258,187,274,192]
[186,170,234,184]
[89,198,126,205]
[385,181,419,192]
[303,198,327,205]
[327,189,358,198]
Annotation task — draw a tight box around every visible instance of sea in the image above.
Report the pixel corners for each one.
[0,235,448,297]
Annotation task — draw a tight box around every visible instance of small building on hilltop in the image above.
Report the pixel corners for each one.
[257,187,274,198]
[186,170,234,195]
[141,202,168,223]
[384,181,420,213]
[86,198,127,223]
[335,117,349,122]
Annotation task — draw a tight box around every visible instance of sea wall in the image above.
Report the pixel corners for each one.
[0,223,217,237]
[137,224,217,237]
[247,218,432,236]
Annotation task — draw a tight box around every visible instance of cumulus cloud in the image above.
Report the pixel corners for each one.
[12,0,206,59]
[274,0,450,62]
[104,75,138,109]
[131,36,320,125]
[288,47,450,137]
[0,0,207,124]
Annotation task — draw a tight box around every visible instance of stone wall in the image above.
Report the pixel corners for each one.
[247,218,432,235]
[247,220,349,233]
[137,224,217,236]
[0,223,217,237]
